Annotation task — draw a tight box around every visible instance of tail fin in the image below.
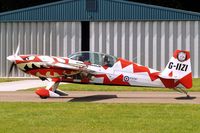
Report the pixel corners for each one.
[160,50,192,89]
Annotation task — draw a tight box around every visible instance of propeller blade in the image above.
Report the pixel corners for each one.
[14,63,18,75]
[7,63,18,77]
[15,42,20,56]
[8,63,14,77]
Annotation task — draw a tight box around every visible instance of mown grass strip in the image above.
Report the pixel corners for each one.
[0,103,200,133]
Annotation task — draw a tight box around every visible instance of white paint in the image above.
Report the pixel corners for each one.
[39,56,55,63]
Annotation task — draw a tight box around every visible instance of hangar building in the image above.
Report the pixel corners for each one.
[0,0,200,77]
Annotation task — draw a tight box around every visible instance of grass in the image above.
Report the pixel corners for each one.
[56,78,200,92]
[0,78,23,82]
[0,78,38,83]
[0,103,200,133]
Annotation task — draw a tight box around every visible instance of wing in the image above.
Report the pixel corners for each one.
[44,59,97,74]
[45,62,81,70]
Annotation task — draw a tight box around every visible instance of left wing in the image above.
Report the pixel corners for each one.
[45,58,98,75]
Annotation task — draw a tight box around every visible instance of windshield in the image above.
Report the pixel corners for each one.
[68,51,117,67]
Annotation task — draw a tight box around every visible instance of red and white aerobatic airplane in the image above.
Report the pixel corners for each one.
[7,45,192,98]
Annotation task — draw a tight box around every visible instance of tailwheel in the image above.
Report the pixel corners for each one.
[174,88,196,100]
[186,94,190,98]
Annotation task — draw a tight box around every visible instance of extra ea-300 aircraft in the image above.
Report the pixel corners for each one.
[7,44,192,99]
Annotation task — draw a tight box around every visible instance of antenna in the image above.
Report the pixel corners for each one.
[132,57,137,62]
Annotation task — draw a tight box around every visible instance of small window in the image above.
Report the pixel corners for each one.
[86,0,97,12]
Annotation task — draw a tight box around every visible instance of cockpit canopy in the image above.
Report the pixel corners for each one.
[68,51,117,67]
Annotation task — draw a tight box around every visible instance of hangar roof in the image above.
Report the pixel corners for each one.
[0,0,200,22]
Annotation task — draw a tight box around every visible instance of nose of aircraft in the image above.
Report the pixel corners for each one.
[7,55,16,62]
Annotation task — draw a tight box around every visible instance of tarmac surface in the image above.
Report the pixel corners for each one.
[0,80,49,91]
[0,80,199,104]
[0,91,199,104]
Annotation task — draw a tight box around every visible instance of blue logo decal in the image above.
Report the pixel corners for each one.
[124,76,129,82]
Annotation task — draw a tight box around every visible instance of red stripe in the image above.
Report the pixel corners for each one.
[175,73,192,89]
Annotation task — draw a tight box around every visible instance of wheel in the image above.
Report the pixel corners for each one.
[39,96,48,99]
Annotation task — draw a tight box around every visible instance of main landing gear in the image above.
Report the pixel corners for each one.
[35,79,68,99]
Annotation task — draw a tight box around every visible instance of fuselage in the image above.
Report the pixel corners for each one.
[6,50,193,98]
[7,54,172,88]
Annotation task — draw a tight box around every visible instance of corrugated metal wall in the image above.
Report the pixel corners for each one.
[90,21,200,77]
[0,22,81,77]
[1,21,200,78]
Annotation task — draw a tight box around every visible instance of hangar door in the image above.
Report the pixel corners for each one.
[90,21,200,77]
[0,22,81,77]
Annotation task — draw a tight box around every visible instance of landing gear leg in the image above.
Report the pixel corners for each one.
[35,79,61,98]
[173,88,190,98]
[46,80,60,92]
[36,78,68,98]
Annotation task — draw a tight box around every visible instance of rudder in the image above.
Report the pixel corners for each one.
[160,50,192,89]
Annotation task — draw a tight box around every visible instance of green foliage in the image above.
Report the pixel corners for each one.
[0,103,200,133]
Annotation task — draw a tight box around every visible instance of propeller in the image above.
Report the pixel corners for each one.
[8,62,18,77]
[15,42,20,56]
[7,42,20,77]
